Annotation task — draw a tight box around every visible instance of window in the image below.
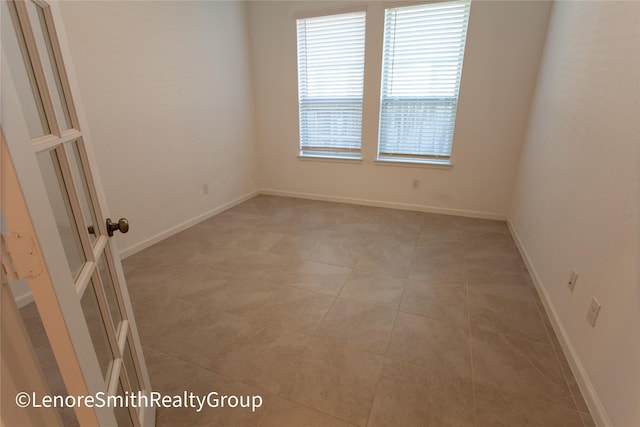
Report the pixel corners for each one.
[296,11,366,159]
[378,0,471,164]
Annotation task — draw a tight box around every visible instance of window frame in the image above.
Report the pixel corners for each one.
[295,8,367,161]
[376,0,471,166]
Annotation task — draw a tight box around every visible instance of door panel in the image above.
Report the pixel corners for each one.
[2,1,154,425]
[24,0,73,130]
[97,253,124,331]
[35,148,86,279]
[79,279,115,380]
[66,139,99,245]
[1,0,50,138]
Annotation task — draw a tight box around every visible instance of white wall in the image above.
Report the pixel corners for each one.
[508,1,640,426]
[58,1,260,256]
[247,0,552,218]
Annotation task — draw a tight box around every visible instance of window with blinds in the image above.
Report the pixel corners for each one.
[378,0,471,163]
[296,11,366,158]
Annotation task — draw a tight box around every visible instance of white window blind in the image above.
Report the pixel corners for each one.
[296,12,366,158]
[378,0,471,163]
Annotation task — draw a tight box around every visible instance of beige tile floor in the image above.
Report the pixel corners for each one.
[123,195,595,427]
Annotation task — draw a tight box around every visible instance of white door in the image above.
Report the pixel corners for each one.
[1,1,154,426]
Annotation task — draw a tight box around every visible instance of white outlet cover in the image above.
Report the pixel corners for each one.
[586,297,601,327]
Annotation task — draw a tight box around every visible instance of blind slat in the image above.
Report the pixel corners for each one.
[378,0,470,161]
[297,12,365,155]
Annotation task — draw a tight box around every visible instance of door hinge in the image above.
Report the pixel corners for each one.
[1,232,43,284]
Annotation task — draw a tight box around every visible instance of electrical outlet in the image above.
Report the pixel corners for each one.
[586,297,601,327]
[567,270,578,292]
[412,179,420,189]
[202,184,209,195]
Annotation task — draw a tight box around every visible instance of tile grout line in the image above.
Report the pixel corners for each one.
[490,320,582,412]
[464,240,479,427]
[145,344,359,426]
[142,346,275,425]
[308,271,348,337]
[363,216,424,427]
[168,272,402,359]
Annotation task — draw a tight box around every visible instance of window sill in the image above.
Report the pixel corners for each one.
[374,158,453,170]
[298,154,363,164]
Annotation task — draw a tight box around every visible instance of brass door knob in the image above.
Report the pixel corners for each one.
[106,218,129,236]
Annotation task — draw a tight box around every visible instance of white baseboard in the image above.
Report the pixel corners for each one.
[119,189,506,260]
[260,189,507,221]
[119,190,260,259]
[507,219,611,427]
[14,290,34,308]
[8,278,34,308]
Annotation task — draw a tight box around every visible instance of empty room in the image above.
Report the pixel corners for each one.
[1,0,638,426]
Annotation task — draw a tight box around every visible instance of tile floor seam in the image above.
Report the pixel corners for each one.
[272,357,375,427]
[406,247,421,282]
[353,267,409,281]
[314,285,400,343]
[256,359,364,427]
[185,290,393,365]
[383,219,421,358]
[397,305,466,327]
[517,261,585,414]
[282,253,356,272]
[266,280,344,299]
[142,345,255,388]
[215,242,358,273]
[340,295,402,311]
[306,251,362,270]
[306,331,392,362]
[154,405,170,424]
[335,267,356,298]
[256,401,360,427]
[310,293,341,337]
[468,322,557,347]
[465,254,479,427]
[474,381,589,419]
[496,332,556,377]
[493,387,590,415]
[364,254,409,427]
[381,338,475,377]
[144,344,334,424]
[353,215,420,427]
[263,347,353,424]
[381,276,406,350]
[195,259,352,299]
[329,294,402,313]
[142,347,269,426]
[334,269,356,300]
[183,298,327,338]
[528,273,587,415]
[494,332,577,411]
